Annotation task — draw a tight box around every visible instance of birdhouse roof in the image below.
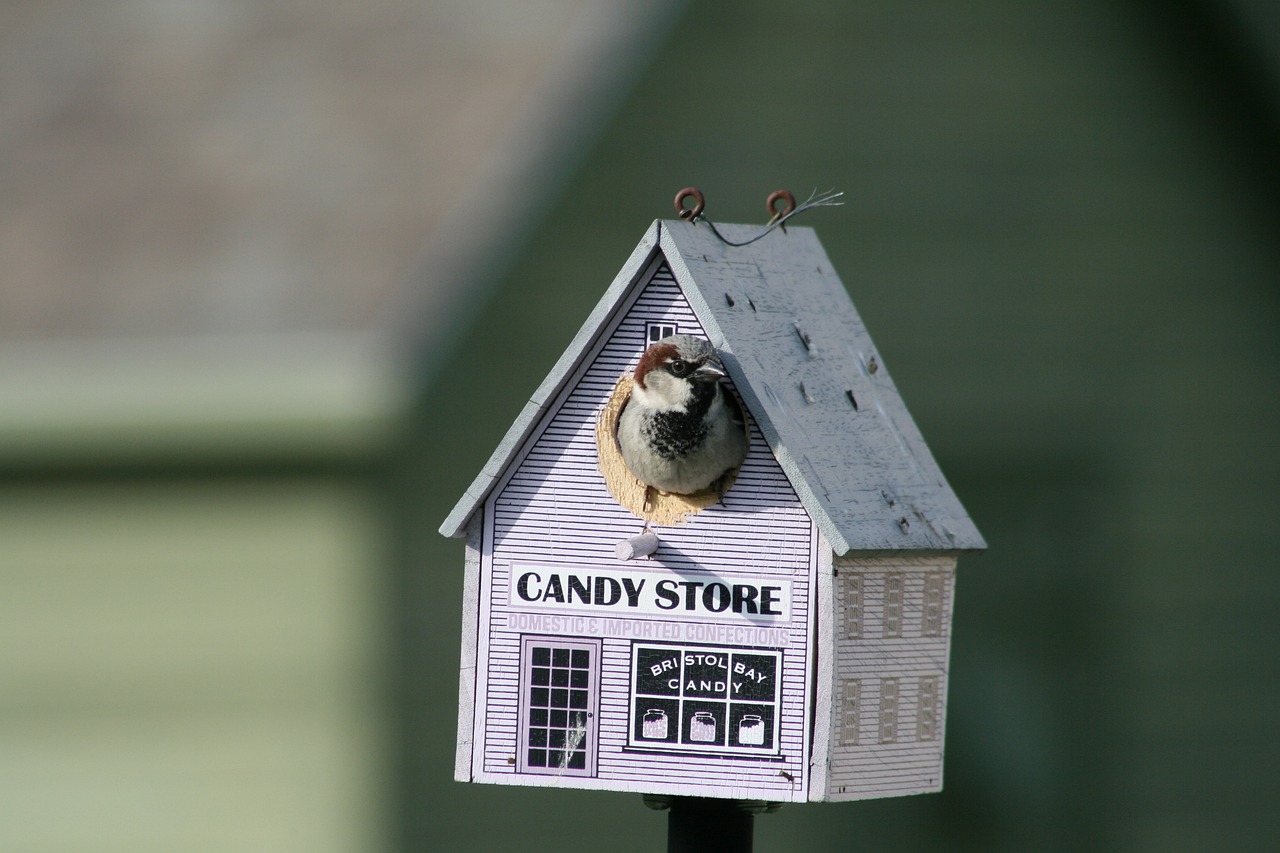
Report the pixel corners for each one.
[441,219,985,555]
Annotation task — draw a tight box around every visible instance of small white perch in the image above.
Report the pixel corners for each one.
[615,532,660,561]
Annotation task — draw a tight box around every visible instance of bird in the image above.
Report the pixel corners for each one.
[617,334,748,496]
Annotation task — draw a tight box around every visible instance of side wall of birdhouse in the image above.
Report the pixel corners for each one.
[454,509,484,782]
[809,552,958,802]
[461,253,820,801]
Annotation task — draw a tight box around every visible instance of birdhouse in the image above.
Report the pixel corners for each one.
[440,215,985,804]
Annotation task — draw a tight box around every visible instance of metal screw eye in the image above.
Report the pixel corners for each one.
[674,187,705,220]
[766,190,796,223]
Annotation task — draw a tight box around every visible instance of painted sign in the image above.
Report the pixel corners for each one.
[627,642,782,756]
[510,564,791,621]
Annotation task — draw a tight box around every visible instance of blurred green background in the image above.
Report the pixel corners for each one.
[4,1,1278,851]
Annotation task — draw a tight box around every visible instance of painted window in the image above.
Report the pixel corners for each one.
[883,575,904,638]
[917,676,940,741]
[840,678,861,746]
[842,574,863,639]
[517,636,600,776]
[878,677,900,744]
[628,642,782,756]
[646,322,678,344]
[923,573,946,637]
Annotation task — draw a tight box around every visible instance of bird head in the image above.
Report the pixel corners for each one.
[632,335,725,410]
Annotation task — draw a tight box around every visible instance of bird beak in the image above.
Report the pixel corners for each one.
[694,360,726,381]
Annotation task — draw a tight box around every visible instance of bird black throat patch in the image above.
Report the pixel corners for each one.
[641,384,716,460]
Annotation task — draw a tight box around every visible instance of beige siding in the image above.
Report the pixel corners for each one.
[825,555,957,801]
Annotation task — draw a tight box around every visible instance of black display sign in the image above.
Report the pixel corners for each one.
[629,642,781,755]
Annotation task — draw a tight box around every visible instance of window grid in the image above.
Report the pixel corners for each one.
[840,678,861,746]
[917,676,940,741]
[646,322,678,344]
[883,575,904,638]
[518,638,598,776]
[878,678,900,744]
[628,643,782,756]
[843,575,863,639]
[923,573,946,637]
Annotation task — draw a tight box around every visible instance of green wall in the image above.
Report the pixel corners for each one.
[0,478,386,852]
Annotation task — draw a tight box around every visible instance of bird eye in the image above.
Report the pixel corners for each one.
[668,358,690,377]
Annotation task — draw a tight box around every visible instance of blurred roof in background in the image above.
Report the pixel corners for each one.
[0,0,678,467]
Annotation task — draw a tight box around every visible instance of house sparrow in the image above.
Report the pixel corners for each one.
[617,334,748,496]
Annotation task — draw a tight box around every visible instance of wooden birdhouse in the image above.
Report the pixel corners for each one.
[440,215,985,804]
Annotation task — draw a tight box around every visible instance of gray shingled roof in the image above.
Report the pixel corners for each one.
[441,219,985,555]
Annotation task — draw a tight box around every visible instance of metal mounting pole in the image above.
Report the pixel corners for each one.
[644,795,781,853]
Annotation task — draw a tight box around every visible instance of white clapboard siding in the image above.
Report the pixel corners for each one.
[472,258,818,800]
[823,556,957,801]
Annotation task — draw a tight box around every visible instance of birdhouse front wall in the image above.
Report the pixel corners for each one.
[461,255,819,801]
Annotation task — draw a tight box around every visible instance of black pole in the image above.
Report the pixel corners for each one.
[644,795,781,853]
